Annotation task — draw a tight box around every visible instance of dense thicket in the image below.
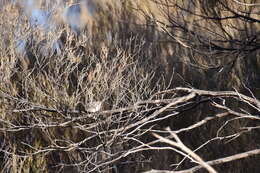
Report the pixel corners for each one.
[0,0,259,172]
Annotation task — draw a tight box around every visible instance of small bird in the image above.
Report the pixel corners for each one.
[85,101,103,113]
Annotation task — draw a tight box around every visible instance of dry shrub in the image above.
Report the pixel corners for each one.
[0,1,158,172]
[0,1,260,173]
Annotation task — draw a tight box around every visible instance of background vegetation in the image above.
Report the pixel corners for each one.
[0,0,259,172]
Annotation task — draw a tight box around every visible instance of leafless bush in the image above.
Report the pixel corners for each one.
[0,3,157,171]
[1,82,260,172]
[0,1,260,173]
